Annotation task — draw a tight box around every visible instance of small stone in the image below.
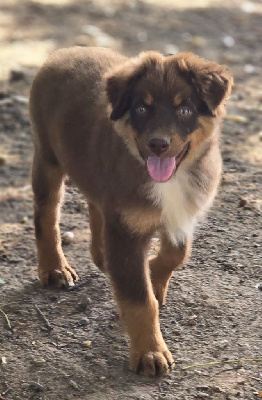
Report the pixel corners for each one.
[78,201,87,211]
[244,64,256,74]
[33,358,46,367]
[69,380,80,390]
[79,317,90,326]
[12,95,29,104]
[83,340,92,347]
[78,296,92,310]
[29,382,44,391]
[197,392,210,399]
[239,196,249,207]
[222,35,235,47]
[63,231,74,244]
[0,279,6,286]
[9,67,25,82]
[218,339,229,349]
[164,44,179,55]
[188,315,198,326]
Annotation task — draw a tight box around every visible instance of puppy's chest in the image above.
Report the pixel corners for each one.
[150,171,205,240]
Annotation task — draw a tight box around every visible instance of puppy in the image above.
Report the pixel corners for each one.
[30,47,233,376]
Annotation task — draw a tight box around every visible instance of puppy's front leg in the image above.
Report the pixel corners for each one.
[104,213,173,376]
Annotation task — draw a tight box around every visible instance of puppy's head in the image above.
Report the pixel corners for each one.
[105,51,233,183]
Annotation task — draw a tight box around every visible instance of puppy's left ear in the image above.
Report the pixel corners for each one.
[175,53,233,113]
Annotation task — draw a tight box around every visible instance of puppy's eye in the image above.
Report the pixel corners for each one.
[135,106,147,115]
[177,107,193,118]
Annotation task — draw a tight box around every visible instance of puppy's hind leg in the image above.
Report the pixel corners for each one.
[88,202,105,271]
[32,152,79,287]
[150,231,191,306]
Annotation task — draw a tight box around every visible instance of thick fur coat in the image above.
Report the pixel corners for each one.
[30,47,233,376]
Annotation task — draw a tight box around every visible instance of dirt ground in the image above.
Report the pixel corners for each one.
[0,0,262,399]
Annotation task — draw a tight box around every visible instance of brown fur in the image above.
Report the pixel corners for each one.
[30,47,233,376]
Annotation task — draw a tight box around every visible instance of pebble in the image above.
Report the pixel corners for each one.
[188,315,198,326]
[69,379,80,390]
[33,358,46,367]
[12,95,29,104]
[79,317,90,326]
[239,196,249,207]
[83,340,92,347]
[63,231,74,244]
[217,339,229,349]
[29,382,44,391]
[244,64,256,74]
[9,67,25,82]
[164,44,179,55]
[78,295,92,310]
[222,35,235,47]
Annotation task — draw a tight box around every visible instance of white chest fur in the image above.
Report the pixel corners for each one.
[149,169,213,244]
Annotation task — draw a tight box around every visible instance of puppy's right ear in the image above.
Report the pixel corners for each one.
[105,58,145,121]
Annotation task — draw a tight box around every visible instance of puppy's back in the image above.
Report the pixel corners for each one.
[30,47,126,136]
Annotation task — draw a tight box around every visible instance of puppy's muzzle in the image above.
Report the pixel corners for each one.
[147,138,170,156]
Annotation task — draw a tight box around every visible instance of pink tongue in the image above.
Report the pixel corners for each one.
[147,157,176,182]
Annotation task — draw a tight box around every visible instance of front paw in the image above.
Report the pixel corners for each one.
[130,345,174,376]
[39,264,79,288]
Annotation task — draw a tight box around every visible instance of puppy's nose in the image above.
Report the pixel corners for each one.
[148,138,170,156]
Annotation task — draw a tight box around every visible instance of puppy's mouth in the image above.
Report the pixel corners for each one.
[146,142,190,183]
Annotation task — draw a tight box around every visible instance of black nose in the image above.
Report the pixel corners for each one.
[147,138,170,156]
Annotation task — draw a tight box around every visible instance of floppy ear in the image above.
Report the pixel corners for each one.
[105,52,163,121]
[175,53,233,113]
[105,58,144,121]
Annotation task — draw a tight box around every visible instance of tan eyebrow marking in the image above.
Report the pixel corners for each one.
[144,94,153,105]
[174,94,183,107]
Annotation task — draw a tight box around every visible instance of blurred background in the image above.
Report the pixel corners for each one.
[0,2,262,399]
[0,0,261,80]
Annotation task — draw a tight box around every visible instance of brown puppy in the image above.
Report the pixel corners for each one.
[30,47,233,377]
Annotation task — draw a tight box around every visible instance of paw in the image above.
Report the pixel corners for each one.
[39,264,79,288]
[130,347,174,377]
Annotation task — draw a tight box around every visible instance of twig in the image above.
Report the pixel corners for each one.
[0,308,12,330]
[183,358,262,370]
[34,305,52,332]
[2,387,10,396]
